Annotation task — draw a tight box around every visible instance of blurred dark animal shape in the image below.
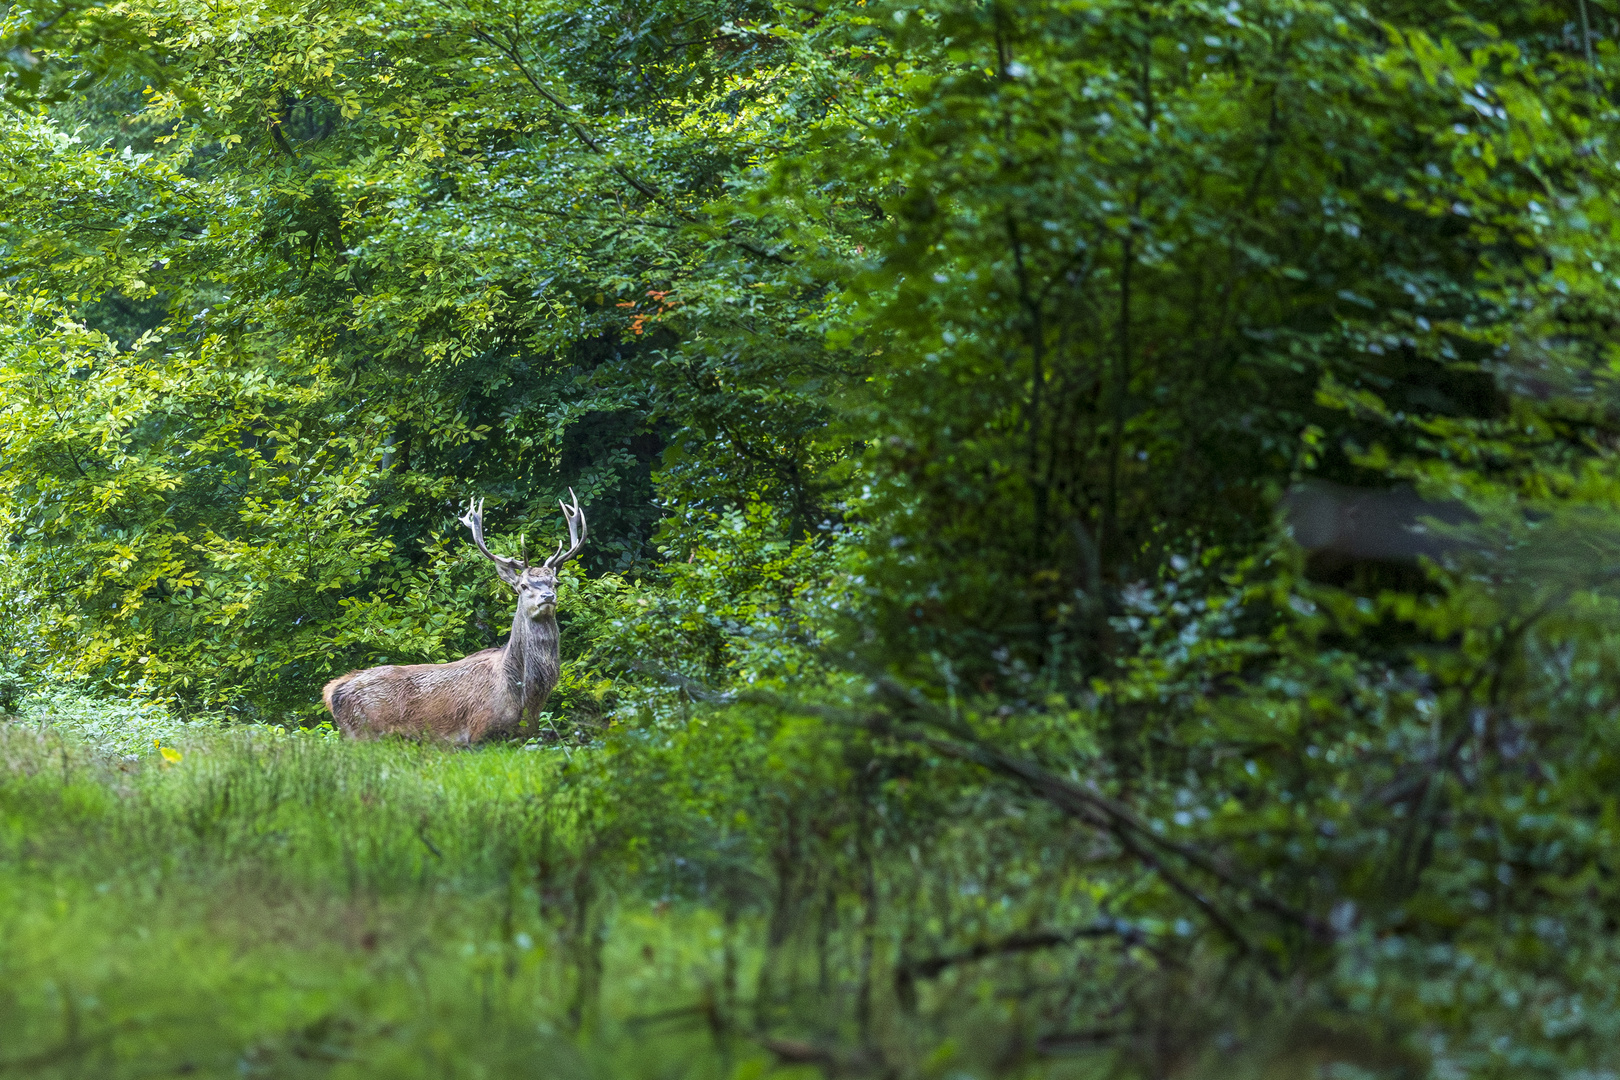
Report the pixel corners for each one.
[1284,481,1471,581]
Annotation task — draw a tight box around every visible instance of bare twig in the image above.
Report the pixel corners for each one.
[865,676,1329,940]
[894,917,1167,1008]
[742,678,1329,958]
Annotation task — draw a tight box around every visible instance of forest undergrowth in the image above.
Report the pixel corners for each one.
[0,710,793,1080]
[0,687,1333,1080]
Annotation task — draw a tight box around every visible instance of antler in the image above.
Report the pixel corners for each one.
[459,498,526,584]
[542,488,589,569]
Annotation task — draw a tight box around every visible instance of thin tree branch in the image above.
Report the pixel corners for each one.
[469,24,790,264]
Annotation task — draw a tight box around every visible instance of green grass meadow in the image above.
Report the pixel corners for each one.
[0,685,1176,1080]
[0,716,804,1079]
[10,686,1477,1080]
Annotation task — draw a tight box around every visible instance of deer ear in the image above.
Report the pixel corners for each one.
[493,563,523,588]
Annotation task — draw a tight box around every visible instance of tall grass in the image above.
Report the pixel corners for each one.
[0,720,788,1079]
[1,694,1248,1079]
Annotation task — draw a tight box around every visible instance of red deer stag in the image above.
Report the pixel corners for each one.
[322,492,587,743]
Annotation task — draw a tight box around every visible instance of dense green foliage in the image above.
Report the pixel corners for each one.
[8,0,1620,1074]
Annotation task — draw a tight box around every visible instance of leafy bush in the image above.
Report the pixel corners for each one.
[13,680,219,757]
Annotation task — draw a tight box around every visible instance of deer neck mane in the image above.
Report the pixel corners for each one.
[501,606,559,711]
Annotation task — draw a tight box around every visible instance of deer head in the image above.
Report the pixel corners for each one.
[459,490,588,622]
